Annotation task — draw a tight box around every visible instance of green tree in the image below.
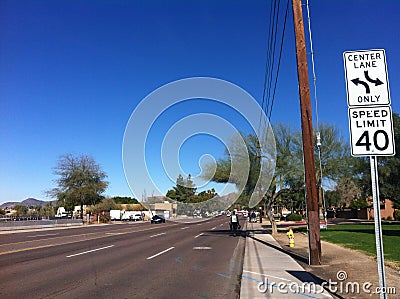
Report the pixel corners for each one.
[166,174,197,203]
[279,192,305,214]
[112,196,139,204]
[13,205,28,216]
[0,208,6,215]
[351,197,368,209]
[41,202,56,218]
[166,175,218,217]
[315,123,355,182]
[88,197,118,214]
[324,189,341,208]
[47,153,109,218]
[31,205,42,216]
[196,188,217,202]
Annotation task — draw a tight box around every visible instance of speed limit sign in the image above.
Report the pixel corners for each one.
[344,49,395,157]
[348,106,395,156]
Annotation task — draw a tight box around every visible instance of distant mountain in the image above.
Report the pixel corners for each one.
[0,198,54,209]
[0,202,18,209]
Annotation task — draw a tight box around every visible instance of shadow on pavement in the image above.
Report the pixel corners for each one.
[247,231,309,265]
[204,229,248,237]
[287,271,345,299]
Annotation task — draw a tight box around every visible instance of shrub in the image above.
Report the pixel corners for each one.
[99,213,110,223]
[286,213,303,221]
[394,210,400,221]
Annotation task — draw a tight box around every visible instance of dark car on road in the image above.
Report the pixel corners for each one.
[151,215,165,224]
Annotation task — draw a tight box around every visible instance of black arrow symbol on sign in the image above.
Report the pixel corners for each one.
[364,70,384,86]
[351,78,370,94]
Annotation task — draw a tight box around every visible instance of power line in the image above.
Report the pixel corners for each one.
[258,0,290,151]
[265,0,281,118]
[266,0,289,122]
[305,0,328,230]
[306,0,320,132]
[258,0,278,139]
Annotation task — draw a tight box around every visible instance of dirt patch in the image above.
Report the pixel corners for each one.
[272,231,399,299]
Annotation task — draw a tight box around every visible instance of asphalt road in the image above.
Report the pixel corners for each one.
[0,216,245,298]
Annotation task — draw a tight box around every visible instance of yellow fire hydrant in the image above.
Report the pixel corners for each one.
[287,228,295,247]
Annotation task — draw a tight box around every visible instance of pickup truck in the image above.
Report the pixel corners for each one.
[121,211,142,221]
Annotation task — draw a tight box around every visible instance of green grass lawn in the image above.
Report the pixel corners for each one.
[318,224,400,268]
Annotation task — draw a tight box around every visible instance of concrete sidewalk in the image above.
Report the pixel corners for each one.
[240,221,333,299]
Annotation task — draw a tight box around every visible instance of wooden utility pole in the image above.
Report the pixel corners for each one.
[292,0,321,265]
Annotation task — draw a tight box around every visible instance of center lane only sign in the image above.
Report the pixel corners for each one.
[343,49,390,107]
[348,106,395,156]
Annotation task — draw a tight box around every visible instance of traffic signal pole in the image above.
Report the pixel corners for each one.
[292,0,321,265]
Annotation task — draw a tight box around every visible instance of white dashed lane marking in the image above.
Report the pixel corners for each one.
[66,245,114,258]
[146,247,175,260]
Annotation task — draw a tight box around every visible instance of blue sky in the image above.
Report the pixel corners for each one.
[1,0,399,204]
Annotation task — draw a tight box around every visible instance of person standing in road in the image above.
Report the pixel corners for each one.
[251,210,256,223]
[230,210,240,237]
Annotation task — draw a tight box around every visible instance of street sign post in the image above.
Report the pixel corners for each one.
[344,49,390,107]
[344,49,395,299]
[370,156,387,299]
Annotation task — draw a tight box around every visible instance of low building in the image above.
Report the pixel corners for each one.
[327,199,395,220]
[367,199,395,220]
[148,202,177,219]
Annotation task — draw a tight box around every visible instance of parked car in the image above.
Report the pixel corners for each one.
[121,211,142,221]
[130,214,143,221]
[151,215,165,224]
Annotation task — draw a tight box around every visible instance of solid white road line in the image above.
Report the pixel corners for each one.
[146,247,175,260]
[181,226,189,230]
[66,245,114,258]
[149,232,166,238]
[193,247,212,250]
[194,233,204,238]
[27,233,59,238]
